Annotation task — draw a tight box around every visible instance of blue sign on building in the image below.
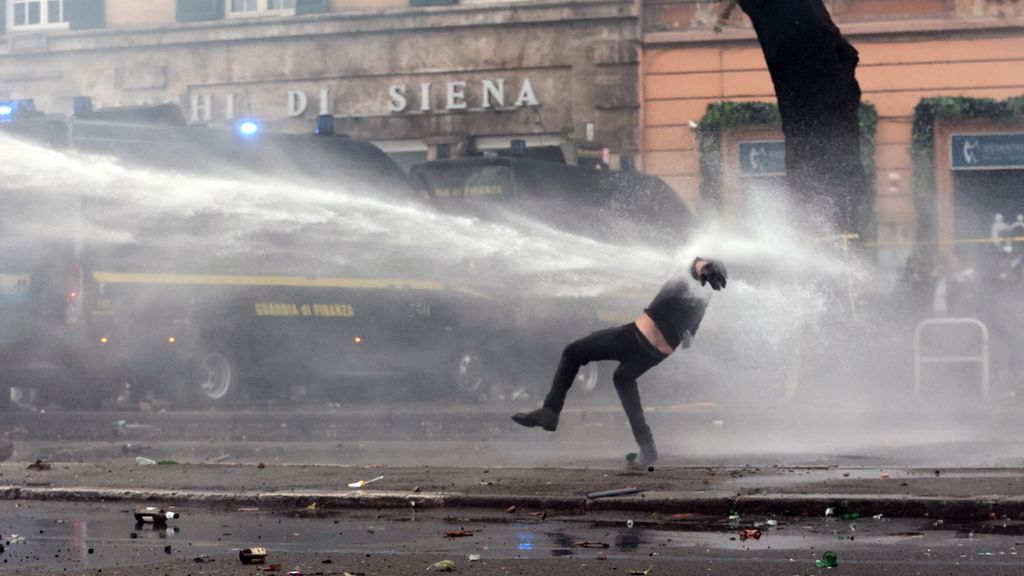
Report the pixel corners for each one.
[738,140,786,176]
[951,133,1024,170]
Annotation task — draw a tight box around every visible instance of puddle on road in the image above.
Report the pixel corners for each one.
[0,501,1015,572]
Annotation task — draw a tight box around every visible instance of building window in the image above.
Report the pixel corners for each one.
[9,0,68,29]
[228,0,295,15]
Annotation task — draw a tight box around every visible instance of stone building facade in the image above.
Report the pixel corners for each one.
[0,0,640,170]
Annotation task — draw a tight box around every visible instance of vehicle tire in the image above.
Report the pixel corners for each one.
[0,384,12,412]
[574,363,602,395]
[177,343,240,408]
[451,348,494,402]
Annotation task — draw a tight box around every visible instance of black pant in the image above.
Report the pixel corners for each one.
[543,323,667,447]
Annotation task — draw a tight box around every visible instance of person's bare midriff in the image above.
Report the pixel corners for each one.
[634,312,675,356]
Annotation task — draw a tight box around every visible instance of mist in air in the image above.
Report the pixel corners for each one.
[0,132,988,464]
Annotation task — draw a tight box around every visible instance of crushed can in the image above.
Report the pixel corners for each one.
[239,547,268,564]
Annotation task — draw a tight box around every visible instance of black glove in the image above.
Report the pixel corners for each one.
[697,259,727,290]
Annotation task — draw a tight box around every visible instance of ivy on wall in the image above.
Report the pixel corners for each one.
[910,95,1024,240]
[696,101,878,220]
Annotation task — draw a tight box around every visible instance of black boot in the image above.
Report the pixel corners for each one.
[511,407,559,431]
[638,438,658,465]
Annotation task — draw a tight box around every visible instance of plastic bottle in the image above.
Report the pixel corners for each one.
[134,507,180,524]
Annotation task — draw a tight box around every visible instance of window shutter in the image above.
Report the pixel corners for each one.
[295,0,328,15]
[67,0,106,30]
[176,0,225,22]
[409,0,458,5]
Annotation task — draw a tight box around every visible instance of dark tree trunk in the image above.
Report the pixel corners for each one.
[736,0,867,234]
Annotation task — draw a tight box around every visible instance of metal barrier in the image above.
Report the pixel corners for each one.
[914,317,989,399]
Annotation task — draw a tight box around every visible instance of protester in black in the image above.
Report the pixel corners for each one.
[511,257,727,465]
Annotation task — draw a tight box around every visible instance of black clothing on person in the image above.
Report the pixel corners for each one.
[538,323,667,453]
[644,275,709,350]
[512,258,724,463]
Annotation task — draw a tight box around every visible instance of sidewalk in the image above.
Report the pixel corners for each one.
[3,460,1023,521]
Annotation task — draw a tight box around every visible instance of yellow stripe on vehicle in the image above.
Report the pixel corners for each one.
[91,272,446,291]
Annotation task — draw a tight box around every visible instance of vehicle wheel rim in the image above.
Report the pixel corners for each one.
[198,353,232,400]
[455,352,484,394]
[576,364,599,393]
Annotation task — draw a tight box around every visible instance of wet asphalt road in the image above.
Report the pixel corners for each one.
[3,501,1024,575]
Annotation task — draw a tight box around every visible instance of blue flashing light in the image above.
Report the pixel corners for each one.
[237,119,261,137]
[0,99,38,123]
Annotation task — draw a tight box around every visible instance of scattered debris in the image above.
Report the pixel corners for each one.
[872,514,884,520]
[880,472,891,479]
[816,550,839,568]
[348,475,384,489]
[157,460,179,466]
[575,541,610,549]
[479,480,495,486]
[208,453,231,463]
[468,554,481,561]
[738,529,762,541]
[164,544,172,554]
[135,456,157,466]
[627,519,635,528]
[628,568,652,576]
[505,505,517,514]
[26,460,51,471]
[728,511,741,522]
[287,571,303,576]
[444,529,474,538]
[586,487,642,500]
[430,559,455,571]
[669,513,694,521]
[240,547,268,564]
[596,551,607,560]
[935,469,941,477]
[193,554,214,563]
[120,443,151,455]
[412,486,422,493]
[529,510,547,520]
[264,564,282,572]
[134,507,180,524]
[342,572,365,576]
[306,502,318,511]
[258,462,266,469]
[825,507,835,517]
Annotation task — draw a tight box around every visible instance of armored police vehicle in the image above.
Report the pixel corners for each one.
[0,101,500,409]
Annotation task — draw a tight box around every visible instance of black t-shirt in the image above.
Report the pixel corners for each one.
[643,274,710,350]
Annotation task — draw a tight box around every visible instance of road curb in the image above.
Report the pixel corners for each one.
[0,485,1017,520]
[734,493,1014,521]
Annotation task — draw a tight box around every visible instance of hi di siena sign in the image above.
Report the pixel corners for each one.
[187,77,541,122]
[951,133,1024,170]
[388,78,540,113]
